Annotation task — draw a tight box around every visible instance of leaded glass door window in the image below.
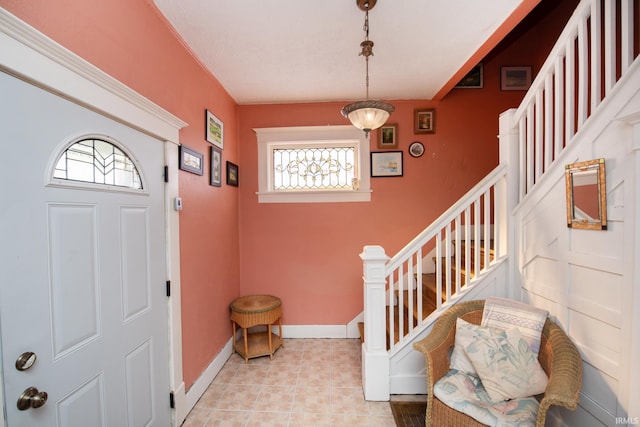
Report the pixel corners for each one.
[53,137,143,189]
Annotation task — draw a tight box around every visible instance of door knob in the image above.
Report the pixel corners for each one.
[16,387,48,410]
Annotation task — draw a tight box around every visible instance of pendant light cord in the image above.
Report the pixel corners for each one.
[364,8,370,100]
[360,5,373,101]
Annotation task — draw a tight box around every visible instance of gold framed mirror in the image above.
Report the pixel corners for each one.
[565,158,607,230]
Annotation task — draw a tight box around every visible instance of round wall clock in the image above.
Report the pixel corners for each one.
[409,141,424,158]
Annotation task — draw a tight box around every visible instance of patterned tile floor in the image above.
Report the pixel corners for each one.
[181,338,396,427]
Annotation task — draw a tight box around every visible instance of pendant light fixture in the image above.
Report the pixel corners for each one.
[341,0,394,135]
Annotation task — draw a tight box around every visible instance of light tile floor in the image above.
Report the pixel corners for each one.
[181,338,397,427]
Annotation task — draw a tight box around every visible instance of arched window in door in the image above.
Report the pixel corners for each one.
[53,137,143,189]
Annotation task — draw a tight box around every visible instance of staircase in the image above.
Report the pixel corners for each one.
[359,0,640,402]
[359,240,495,348]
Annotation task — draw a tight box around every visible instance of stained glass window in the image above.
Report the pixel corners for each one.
[53,138,142,189]
[273,146,355,190]
[255,126,370,203]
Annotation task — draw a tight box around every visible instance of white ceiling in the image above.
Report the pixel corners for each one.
[153,0,529,105]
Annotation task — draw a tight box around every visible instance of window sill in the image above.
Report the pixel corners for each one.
[256,190,372,204]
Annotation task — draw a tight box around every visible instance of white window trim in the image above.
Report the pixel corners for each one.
[255,125,371,203]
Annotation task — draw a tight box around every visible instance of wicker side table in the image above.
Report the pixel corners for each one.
[229,295,284,363]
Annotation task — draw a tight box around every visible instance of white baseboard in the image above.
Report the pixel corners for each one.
[183,338,233,417]
[280,324,349,338]
[346,312,364,339]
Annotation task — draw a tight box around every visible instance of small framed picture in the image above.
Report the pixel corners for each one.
[179,145,204,175]
[210,146,222,187]
[226,161,238,186]
[371,151,403,177]
[378,124,398,149]
[501,66,532,91]
[414,109,435,134]
[205,109,224,149]
[455,64,483,88]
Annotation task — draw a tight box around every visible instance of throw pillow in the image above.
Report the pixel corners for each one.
[482,297,548,355]
[450,318,506,375]
[464,327,549,402]
[434,370,539,426]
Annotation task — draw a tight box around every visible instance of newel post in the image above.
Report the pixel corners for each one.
[498,108,520,299]
[359,245,390,401]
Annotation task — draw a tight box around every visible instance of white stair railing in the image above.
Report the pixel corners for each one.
[383,164,506,353]
[360,165,509,400]
[514,0,639,199]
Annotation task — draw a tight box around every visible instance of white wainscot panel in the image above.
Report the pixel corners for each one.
[522,256,561,299]
[120,207,151,322]
[569,310,620,378]
[48,204,100,358]
[568,222,623,274]
[605,173,624,222]
[125,339,154,426]
[568,264,622,328]
[550,402,613,427]
[593,123,625,222]
[57,374,106,427]
[580,360,619,419]
[521,291,566,323]
[521,184,563,262]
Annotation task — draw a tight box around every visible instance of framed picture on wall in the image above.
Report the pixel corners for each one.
[226,161,238,186]
[205,109,224,149]
[178,145,204,175]
[210,146,222,187]
[455,64,483,88]
[378,124,398,149]
[414,109,435,134]
[371,151,403,177]
[501,66,532,91]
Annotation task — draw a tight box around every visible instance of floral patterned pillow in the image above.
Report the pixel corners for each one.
[481,297,548,356]
[434,370,539,426]
[450,318,506,375]
[464,327,548,402]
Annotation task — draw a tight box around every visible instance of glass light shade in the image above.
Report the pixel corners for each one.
[341,100,395,132]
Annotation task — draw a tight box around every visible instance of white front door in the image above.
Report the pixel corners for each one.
[0,72,171,426]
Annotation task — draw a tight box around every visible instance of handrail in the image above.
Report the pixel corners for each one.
[387,164,507,272]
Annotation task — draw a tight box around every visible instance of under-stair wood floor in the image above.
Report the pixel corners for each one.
[181,338,396,427]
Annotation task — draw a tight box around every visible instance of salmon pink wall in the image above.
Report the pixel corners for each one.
[238,100,507,325]
[237,0,577,326]
[2,0,241,389]
[2,0,578,391]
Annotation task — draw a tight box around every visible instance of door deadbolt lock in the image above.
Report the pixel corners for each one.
[17,387,48,410]
[15,352,37,371]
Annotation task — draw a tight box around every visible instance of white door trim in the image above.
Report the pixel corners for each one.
[0,8,188,426]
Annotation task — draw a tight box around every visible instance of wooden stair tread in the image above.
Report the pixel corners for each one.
[397,273,438,320]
